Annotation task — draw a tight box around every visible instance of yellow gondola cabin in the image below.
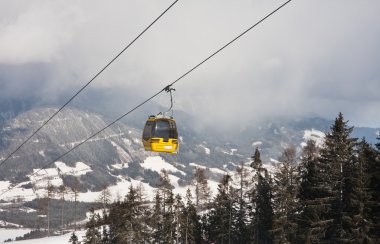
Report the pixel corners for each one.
[142,115,179,153]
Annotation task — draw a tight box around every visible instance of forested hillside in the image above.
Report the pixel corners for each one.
[79,113,380,243]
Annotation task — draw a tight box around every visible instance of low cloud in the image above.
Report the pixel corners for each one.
[0,0,379,128]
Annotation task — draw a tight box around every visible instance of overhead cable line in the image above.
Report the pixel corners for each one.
[0,0,292,198]
[0,0,180,169]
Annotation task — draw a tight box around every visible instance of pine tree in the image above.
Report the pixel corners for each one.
[135,183,151,243]
[154,169,176,243]
[121,185,147,243]
[108,201,124,243]
[183,189,202,244]
[83,208,102,244]
[101,225,110,244]
[69,232,79,244]
[98,184,112,212]
[151,191,164,243]
[251,147,274,244]
[58,184,67,233]
[173,194,185,243]
[45,180,54,237]
[71,177,80,232]
[234,162,251,243]
[373,134,380,241]
[163,190,175,243]
[364,136,380,242]
[157,170,174,213]
[318,113,358,242]
[376,132,380,151]
[272,146,298,243]
[255,170,274,244]
[296,140,326,243]
[205,174,240,243]
[354,138,376,242]
[191,167,211,212]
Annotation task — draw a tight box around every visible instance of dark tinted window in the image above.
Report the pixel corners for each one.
[154,120,171,139]
[169,121,178,139]
[143,121,154,140]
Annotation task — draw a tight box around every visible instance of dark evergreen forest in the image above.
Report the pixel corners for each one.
[80,113,380,244]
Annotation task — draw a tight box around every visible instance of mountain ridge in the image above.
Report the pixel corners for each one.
[0,106,378,193]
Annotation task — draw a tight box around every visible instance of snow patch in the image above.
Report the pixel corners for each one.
[189,163,207,169]
[303,129,325,147]
[55,161,92,176]
[199,144,210,154]
[0,228,32,242]
[141,156,186,176]
[252,141,262,147]
[209,168,226,175]
[38,150,45,157]
[0,220,23,228]
[123,138,132,146]
[111,163,128,170]
[207,180,220,196]
[0,230,87,244]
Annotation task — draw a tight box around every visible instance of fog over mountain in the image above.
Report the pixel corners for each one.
[0,0,379,129]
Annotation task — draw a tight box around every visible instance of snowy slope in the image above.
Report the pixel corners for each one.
[0,230,87,244]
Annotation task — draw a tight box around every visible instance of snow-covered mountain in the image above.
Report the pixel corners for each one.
[0,108,377,195]
[0,107,241,201]
[0,106,378,203]
[0,106,378,236]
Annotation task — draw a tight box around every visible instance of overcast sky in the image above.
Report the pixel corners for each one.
[0,0,379,129]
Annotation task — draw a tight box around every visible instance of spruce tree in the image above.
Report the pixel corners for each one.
[101,225,110,244]
[162,190,175,243]
[296,140,328,243]
[272,146,298,243]
[234,162,251,243]
[108,201,123,243]
[318,113,358,242]
[255,170,274,244]
[354,138,377,242]
[251,148,274,244]
[183,189,202,244]
[83,208,102,244]
[151,191,164,243]
[69,232,79,244]
[365,136,380,241]
[205,174,239,243]
[107,185,148,243]
[121,186,143,243]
